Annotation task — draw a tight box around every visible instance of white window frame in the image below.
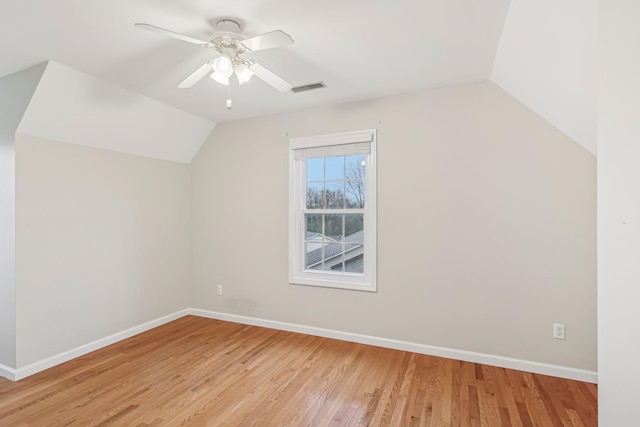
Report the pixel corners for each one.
[289,129,377,292]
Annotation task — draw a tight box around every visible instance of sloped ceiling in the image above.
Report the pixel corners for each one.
[17,62,215,163]
[0,0,597,159]
[491,0,598,155]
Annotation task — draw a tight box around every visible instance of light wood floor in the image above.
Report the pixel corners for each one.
[0,316,597,426]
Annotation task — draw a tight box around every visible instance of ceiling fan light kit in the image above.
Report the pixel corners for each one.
[212,54,233,77]
[210,70,229,86]
[134,18,295,109]
[234,63,254,85]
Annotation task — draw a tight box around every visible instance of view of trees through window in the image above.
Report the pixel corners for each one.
[304,154,366,273]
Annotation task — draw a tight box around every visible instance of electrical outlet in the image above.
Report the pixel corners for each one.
[216,285,223,296]
[553,323,565,340]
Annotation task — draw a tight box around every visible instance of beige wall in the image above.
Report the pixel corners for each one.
[15,135,191,367]
[9,79,596,374]
[191,81,596,370]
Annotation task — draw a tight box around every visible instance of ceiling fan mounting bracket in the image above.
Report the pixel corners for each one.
[215,19,241,34]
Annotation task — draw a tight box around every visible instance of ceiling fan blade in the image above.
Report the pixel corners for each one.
[249,62,293,92]
[134,23,211,47]
[240,30,294,52]
[178,62,213,88]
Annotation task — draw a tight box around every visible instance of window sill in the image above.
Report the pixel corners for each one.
[290,276,376,292]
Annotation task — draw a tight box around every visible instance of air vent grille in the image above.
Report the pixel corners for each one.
[291,82,326,93]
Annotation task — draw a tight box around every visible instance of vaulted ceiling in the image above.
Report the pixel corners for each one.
[0,0,597,158]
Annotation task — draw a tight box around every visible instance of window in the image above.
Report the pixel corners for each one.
[289,129,377,291]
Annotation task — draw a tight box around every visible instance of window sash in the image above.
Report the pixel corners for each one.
[303,208,365,214]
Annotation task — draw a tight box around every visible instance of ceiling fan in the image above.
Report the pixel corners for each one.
[135,19,294,107]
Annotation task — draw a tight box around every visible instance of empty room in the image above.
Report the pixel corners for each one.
[0,0,638,425]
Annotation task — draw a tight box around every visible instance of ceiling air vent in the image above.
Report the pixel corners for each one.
[291,82,326,93]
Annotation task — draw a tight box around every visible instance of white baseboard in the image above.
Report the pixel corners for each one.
[189,308,598,384]
[0,363,16,381]
[10,309,190,381]
[3,307,597,384]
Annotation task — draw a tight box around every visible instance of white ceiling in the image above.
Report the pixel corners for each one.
[0,0,511,123]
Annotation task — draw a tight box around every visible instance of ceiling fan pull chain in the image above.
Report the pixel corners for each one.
[226,83,233,110]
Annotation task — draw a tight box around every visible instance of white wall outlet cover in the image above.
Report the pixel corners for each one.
[553,323,566,340]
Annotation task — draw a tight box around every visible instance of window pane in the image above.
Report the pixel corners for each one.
[345,180,365,208]
[346,155,365,208]
[346,155,366,179]
[305,213,327,271]
[344,244,364,274]
[324,214,344,241]
[306,158,324,182]
[305,214,323,235]
[305,241,323,269]
[306,182,324,209]
[323,243,344,271]
[325,181,345,209]
[345,214,364,241]
[325,156,344,181]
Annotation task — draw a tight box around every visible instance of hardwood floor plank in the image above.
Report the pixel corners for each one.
[477,365,502,427]
[567,408,587,427]
[372,350,412,426]
[388,352,417,426]
[490,367,523,427]
[0,316,597,426]
[468,385,482,426]
[532,374,574,426]
[516,401,535,427]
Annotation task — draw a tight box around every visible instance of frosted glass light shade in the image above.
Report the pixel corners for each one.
[212,55,233,77]
[235,63,254,84]
[210,72,229,86]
